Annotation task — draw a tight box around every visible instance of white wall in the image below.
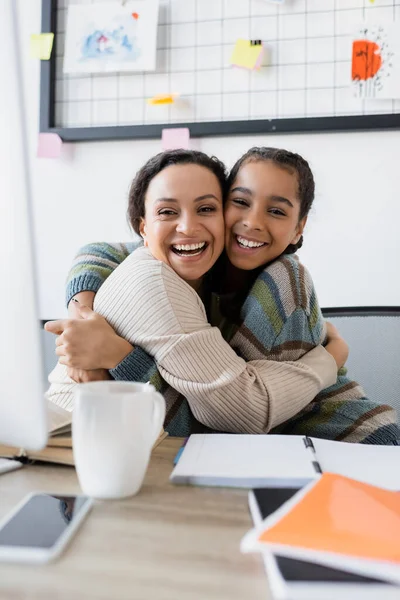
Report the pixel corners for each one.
[16,1,400,319]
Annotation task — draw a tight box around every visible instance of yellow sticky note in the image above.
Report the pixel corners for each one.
[147,94,178,105]
[230,39,264,70]
[30,33,54,60]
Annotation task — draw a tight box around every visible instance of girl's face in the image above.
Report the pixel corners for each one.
[224,160,307,271]
[139,164,225,287]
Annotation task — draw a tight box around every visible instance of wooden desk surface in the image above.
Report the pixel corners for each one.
[0,438,269,600]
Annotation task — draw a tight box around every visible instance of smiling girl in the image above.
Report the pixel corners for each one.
[46,148,399,444]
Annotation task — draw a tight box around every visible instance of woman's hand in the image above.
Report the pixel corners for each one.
[324,321,349,370]
[53,293,112,382]
[44,305,133,370]
[67,366,111,383]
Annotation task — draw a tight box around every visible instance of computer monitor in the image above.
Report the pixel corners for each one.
[0,1,48,450]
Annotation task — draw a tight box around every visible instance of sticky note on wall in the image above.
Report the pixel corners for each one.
[147,94,178,105]
[37,133,62,158]
[230,39,264,70]
[30,33,54,60]
[162,128,190,151]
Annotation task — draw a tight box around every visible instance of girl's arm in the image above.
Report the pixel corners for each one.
[92,247,338,434]
[232,254,348,369]
[66,241,141,307]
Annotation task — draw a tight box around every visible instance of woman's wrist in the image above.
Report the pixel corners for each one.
[325,338,349,370]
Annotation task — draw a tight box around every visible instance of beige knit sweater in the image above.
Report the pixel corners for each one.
[47,247,337,433]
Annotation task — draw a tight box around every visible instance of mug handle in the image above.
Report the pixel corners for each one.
[151,392,166,443]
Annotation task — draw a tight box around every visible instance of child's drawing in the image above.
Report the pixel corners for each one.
[64,2,159,74]
[351,25,400,99]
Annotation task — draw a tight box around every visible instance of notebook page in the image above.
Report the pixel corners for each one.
[312,438,400,490]
[47,400,71,435]
[171,434,317,486]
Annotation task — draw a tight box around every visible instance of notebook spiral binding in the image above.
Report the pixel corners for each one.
[303,436,323,475]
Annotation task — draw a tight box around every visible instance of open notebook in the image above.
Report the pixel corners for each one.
[169,434,400,490]
[0,401,167,466]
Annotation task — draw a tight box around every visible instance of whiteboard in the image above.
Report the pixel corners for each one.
[45,0,400,140]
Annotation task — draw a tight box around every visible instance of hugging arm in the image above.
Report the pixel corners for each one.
[91,247,338,434]
[64,240,345,383]
[66,241,141,306]
[65,239,159,385]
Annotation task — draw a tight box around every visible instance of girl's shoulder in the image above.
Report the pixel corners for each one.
[250,253,318,317]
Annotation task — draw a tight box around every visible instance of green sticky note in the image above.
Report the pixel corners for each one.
[30,33,54,60]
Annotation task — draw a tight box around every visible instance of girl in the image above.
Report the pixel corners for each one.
[46,148,399,443]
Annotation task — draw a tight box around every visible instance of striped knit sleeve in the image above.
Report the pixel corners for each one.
[65,240,142,307]
[93,248,338,434]
[236,254,327,362]
[109,346,159,385]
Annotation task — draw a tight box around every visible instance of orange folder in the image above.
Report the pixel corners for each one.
[257,473,400,565]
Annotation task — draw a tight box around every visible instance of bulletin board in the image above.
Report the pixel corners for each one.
[40,0,400,142]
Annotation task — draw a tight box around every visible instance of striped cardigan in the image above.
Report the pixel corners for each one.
[65,242,400,445]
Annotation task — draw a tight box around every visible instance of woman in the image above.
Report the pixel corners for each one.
[46,149,342,437]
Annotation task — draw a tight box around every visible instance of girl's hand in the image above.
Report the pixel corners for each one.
[324,321,349,370]
[45,305,133,370]
[68,291,95,317]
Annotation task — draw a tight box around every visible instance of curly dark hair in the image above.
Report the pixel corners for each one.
[127,149,228,234]
[227,147,315,254]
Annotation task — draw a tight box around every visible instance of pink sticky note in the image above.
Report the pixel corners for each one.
[37,133,63,158]
[162,127,190,151]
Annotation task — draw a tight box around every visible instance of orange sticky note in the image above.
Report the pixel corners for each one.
[147,94,178,105]
[257,473,400,565]
[37,133,62,158]
[230,39,264,70]
[162,128,190,151]
[30,33,54,60]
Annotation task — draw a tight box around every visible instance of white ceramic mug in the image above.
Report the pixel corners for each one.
[72,381,165,499]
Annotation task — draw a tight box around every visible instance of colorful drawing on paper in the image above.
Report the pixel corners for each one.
[351,25,400,99]
[64,1,159,74]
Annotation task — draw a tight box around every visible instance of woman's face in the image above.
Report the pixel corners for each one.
[224,160,306,271]
[139,164,225,287]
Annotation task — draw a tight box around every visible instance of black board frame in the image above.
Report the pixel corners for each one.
[40,0,400,142]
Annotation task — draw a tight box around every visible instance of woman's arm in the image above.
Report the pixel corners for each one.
[324,321,349,370]
[60,239,151,382]
[90,247,337,434]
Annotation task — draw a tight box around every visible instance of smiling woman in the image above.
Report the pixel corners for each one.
[132,159,225,289]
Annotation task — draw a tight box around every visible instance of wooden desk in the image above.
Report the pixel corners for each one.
[0,438,268,600]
